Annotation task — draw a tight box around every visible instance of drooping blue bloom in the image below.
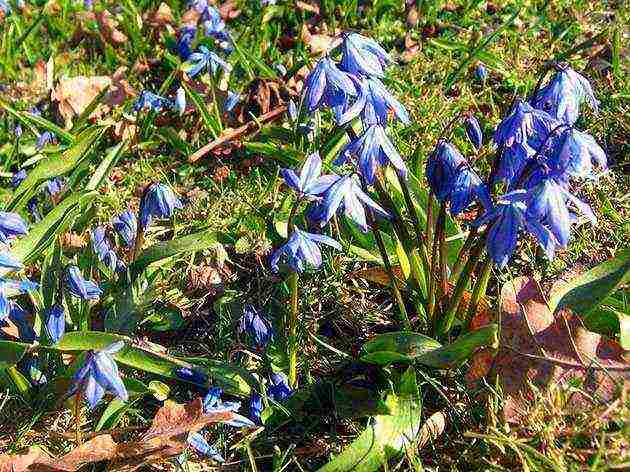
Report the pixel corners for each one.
[270,228,341,274]
[45,304,65,344]
[202,386,253,427]
[202,6,228,41]
[464,115,483,150]
[70,341,128,409]
[188,0,208,13]
[0,279,38,321]
[494,141,535,186]
[494,99,560,149]
[249,392,263,424]
[303,57,357,122]
[473,190,557,268]
[0,0,11,16]
[531,66,599,125]
[280,152,338,200]
[84,0,93,10]
[91,227,124,272]
[13,123,22,138]
[426,141,490,214]
[175,366,208,385]
[0,212,28,243]
[65,266,102,301]
[475,63,488,82]
[339,77,409,126]
[176,26,197,60]
[224,91,241,113]
[340,32,391,78]
[239,305,273,349]
[0,252,23,272]
[7,302,36,342]
[267,372,292,402]
[46,177,66,197]
[548,127,607,179]
[187,432,225,463]
[313,174,390,232]
[526,175,596,248]
[36,131,56,150]
[112,210,137,247]
[337,124,407,184]
[11,170,27,188]
[183,45,232,77]
[287,99,298,122]
[139,183,183,229]
[174,87,186,116]
[133,91,173,113]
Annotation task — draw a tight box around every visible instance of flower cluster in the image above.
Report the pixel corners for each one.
[426,63,606,267]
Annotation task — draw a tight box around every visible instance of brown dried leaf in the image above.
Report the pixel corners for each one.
[52,76,112,127]
[296,1,320,14]
[96,10,128,45]
[218,0,240,20]
[147,2,174,26]
[61,232,88,251]
[301,24,339,54]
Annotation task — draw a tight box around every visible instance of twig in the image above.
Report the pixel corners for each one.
[188,105,287,163]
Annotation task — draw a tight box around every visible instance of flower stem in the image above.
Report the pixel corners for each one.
[463,256,492,332]
[131,220,145,262]
[397,174,430,284]
[287,270,299,389]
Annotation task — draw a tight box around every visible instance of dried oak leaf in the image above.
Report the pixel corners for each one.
[471,277,630,423]
[52,76,112,127]
[96,10,128,45]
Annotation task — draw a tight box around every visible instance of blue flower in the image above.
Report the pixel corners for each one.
[133,91,173,113]
[526,175,596,248]
[337,124,407,184]
[548,127,607,179]
[0,279,38,321]
[91,227,124,272]
[174,87,186,116]
[187,432,225,463]
[202,6,228,41]
[0,251,23,272]
[112,210,137,247]
[176,26,196,60]
[183,45,231,77]
[303,57,357,122]
[202,386,254,427]
[474,191,557,268]
[65,266,102,301]
[0,0,12,15]
[45,304,65,344]
[268,372,292,402]
[13,123,22,138]
[70,341,128,409]
[270,228,341,274]
[313,174,390,232]
[464,115,483,150]
[494,99,560,149]
[475,63,488,82]
[139,183,183,229]
[11,170,27,188]
[239,305,273,349]
[36,131,56,150]
[280,152,338,200]
[287,99,298,122]
[531,65,599,125]
[224,91,241,113]
[249,392,263,424]
[494,141,535,186]
[188,0,208,13]
[340,32,391,78]
[339,77,409,126]
[0,212,28,243]
[46,177,66,198]
[175,366,208,385]
[7,302,36,342]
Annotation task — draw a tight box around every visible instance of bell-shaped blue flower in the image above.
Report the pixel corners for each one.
[268,372,293,402]
[474,191,557,268]
[340,32,391,78]
[36,131,56,150]
[46,177,66,198]
[548,127,607,179]
[313,174,390,232]
[65,265,102,301]
[0,212,28,243]
[303,57,357,122]
[239,304,273,349]
[475,63,488,82]
[183,45,232,77]
[70,341,128,409]
[176,26,196,60]
[133,91,173,113]
[91,227,125,272]
[464,115,483,150]
[339,77,409,126]
[531,66,599,125]
[202,6,228,41]
[11,170,27,188]
[280,152,338,200]
[224,91,241,113]
[0,251,23,272]
[270,228,341,274]
[202,386,253,427]
[6,302,36,342]
[112,210,137,247]
[139,183,183,229]
[249,392,263,424]
[187,432,225,463]
[0,279,38,322]
[175,366,209,385]
[494,141,536,186]
[45,304,65,344]
[494,99,560,149]
[337,124,407,184]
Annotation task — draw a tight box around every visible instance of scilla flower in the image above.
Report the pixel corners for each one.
[139,183,183,229]
[548,127,607,179]
[69,341,128,409]
[65,265,102,300]
[36,131,56,150]
[494,99,560,149]
[112,210,137,247]
[46,177,66,198]
[270,228,341,274]
[45,304,65,344]
[202,6,228,41]
[340,32,391,78]
[475,63,488,82]
[133,91,173,113]
[464,115,483,150]
[249,392,263,424]
[0,251,23,272]
[187,433,225,463]
[175,366,208,384]
[339,77,409,126]
[6,302,36,342]
[474,191,557,268]
[267,372,293,402]
[91,227,124,272]
[280,152,338,200]
[0,279,38,321]
[303,57,357,122]
[203,386,253,427]
[239,305,273,349]
[531,65,599,125]
[337,124,407,184]
[313,174,390,232]
[0,212,28,243]
[176,26,196,60]
[183,46,231,77]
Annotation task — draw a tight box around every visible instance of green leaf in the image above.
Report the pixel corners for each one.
[0,100,74,143]
[362,332,442,365]
[8,127,104,211]
[129,230,218,278]
[9,191,95,266]
[583,306,630,349]
[415,325,498,369]
[86,142,127,191]
[0,341,30,371]
[181,82,221,138]
[317,380,422,471]
[548,250,630,315]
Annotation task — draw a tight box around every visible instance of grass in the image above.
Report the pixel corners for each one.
[1,0,629,470]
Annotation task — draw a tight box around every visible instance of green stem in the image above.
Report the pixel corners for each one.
[246,441,259,472]
[131,219,145,262]
[463,256,492,332]
[287,270,299,389]
[427,205,445,325]
[449,227,478,282]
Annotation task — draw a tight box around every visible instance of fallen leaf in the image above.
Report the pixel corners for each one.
[52,76,112,127]
[96,10,128,45]
[300,24,340,54]
[296,1,320,14]
[147,2,174,26]
[218,0,240,20]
